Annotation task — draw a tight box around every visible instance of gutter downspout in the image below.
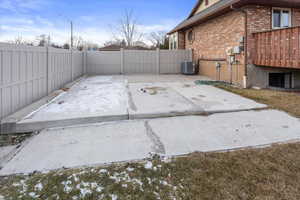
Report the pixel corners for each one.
[231,5,248,88]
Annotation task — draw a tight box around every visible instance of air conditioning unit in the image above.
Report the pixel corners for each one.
[181,61,198,75]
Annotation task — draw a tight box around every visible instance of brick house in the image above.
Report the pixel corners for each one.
[169,0,300,89]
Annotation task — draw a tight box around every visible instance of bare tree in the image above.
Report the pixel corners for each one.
[103,39,126,47]
[36,34,51,47]
[111,10,144,47]
[73,36,84,50]
[63,43,70,49]
[83,41,99,51]
[14,36,25,45]
[9,36,33,45]
[148,31,167,48]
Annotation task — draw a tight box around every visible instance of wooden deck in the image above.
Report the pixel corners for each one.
[253,26,300,69]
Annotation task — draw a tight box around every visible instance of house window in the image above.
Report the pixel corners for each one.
[269,73,292,88]
[205,0,209,6]
[272,8,291,29]
[187,30,194,44]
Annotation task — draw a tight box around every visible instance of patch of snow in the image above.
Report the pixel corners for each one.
[144,161,153,169]
[12,182,21,187]
[132,178,143,187]
[110,175,121,183]
[72,174,79,182]
[154,192,161,200]
[28,192,38,198]
[111,194,118,200]
[126,167,135,172]
[62,180,73,193]
[160,180,169,186]
[81,182,90,187]
[19,180,28,194]
[72,196,78,200]
[80,188,92,198]
[99,169,108,174]
[34,183,43,191]
[96,186,104,193]
[90,182,98,189]
[147,178,152,185]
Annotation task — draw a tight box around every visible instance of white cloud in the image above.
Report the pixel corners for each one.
[137,19,179,35]
[0,16,112,45]
[0,17,34,25]
[0,13,178,46]
[0,0,47,12]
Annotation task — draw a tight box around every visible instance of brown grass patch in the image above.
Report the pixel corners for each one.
[215,84,300,117]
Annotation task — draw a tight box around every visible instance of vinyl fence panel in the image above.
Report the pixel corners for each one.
[0,44,47,120]
[159,50,192,74]
[73,50,84,79]
[86,49,192,75]
[123,50,158,74]
[87,51,122,75]
[0,44,85,121]
[47,48,72,93]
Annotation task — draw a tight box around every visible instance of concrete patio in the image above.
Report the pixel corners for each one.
[2,75,300,176]
[6,75,266,132]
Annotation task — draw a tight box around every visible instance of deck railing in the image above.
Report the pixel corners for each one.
[253,26,300,69]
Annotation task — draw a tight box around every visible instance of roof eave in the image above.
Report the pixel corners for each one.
[168,0,240,34]
[168,0,300,35]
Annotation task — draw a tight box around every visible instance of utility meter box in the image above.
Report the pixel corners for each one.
[233,46,242,54]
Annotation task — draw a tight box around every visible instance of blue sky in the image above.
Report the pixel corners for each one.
[0,0,196,45]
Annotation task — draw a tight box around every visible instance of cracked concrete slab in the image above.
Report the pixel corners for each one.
[148,110,300,154]
[0,121,152,175]
[1,110,300,175]
[167,82,267,113]
[144,121,166,155]
[16,76,129,132]
[0,145,17,168]
[128,82,203,119]
[7,75,267,133]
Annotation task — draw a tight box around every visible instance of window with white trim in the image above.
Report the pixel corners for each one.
[272,8,291,29]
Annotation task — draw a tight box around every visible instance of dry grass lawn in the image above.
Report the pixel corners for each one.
[215,84,300,117]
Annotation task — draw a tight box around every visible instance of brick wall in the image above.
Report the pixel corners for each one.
[184,11,246,86]
[292,8,300,26]
[186,11,245,60]
[245,5,271,64]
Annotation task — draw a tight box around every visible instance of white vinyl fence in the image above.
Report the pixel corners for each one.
[0,43,85,120]
[87,49,192,75]
[0,44,192,121]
